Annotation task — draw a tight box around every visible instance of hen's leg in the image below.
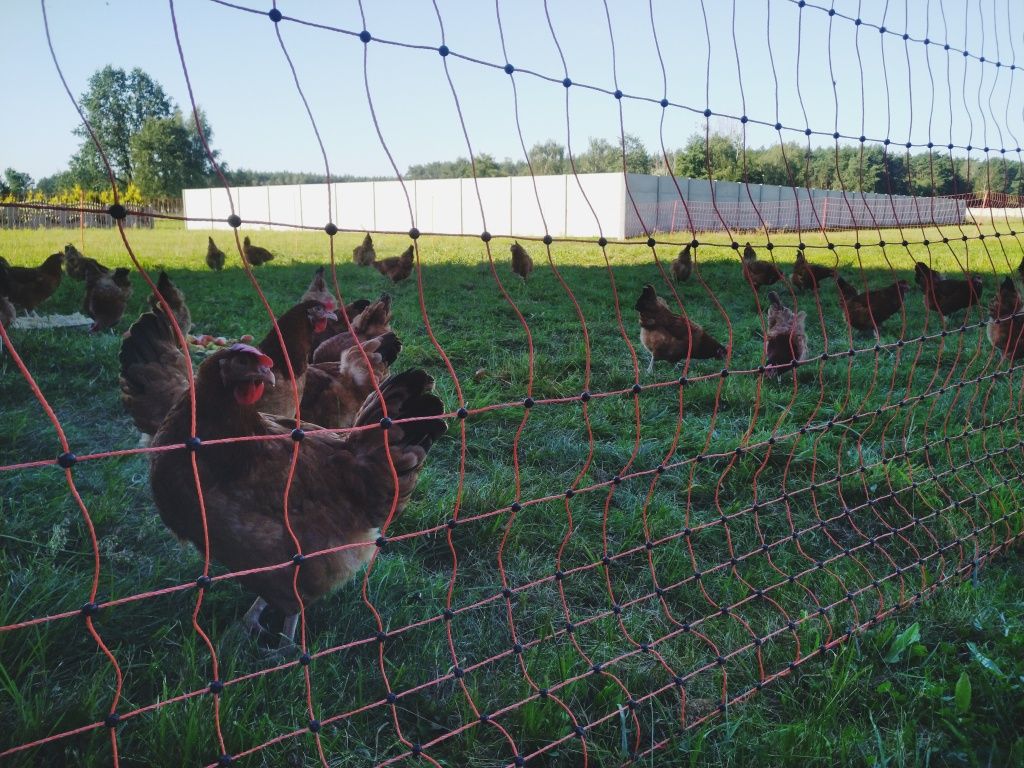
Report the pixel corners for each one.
[646,353,654,374]
[242,597,268,636]
[280,613,300,645]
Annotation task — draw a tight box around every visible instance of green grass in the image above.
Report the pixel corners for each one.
[1,224,1023,767]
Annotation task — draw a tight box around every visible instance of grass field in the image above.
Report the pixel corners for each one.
[1,224,1023,767]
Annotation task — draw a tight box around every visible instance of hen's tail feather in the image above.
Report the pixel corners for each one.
[337,332,403,381]
[373,332,402,366]
[345,369,447,526]
[119,311,189,435]
[353,369,447,452]
[346,298,371,318]
[119,312,171,372]
[836,276,858,301]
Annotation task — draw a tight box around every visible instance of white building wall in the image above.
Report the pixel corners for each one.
[238,186,271,226]
[564,173,625,239]
[461,177,514,236]
[333,181,376,231]
[414,179,462,234]
[528,175,570,236]
[508,175,556,237]
[183,173,966,237]
[372,182,415,232]
[209,188,235,229]
[298,185,331,232]
[181,188,211,225]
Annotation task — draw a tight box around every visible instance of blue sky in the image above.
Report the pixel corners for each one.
[2,0,1021,182]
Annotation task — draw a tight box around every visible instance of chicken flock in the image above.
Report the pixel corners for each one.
[635,240,1022,375]
[3,232,1023,647]
[116,261,442,644]
[1,236,441,646]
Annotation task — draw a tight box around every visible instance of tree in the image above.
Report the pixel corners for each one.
[227,169,331,185]
[407,157,472,179]
[573,135,653,174]
[621,134,654,174]
[673,132,742,180]
[472,153,505,177]
[35,170,76,197]
[131,110,218,198]
[754,143,806,186]
[2,168,33,198]
[70,66,173,187]
[808,148,839,190]
[835,146,885,193]
[875,151,910,196]
[528,140,568,175]
[577,138,618,173]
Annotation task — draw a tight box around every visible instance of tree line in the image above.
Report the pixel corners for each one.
[409,131,1023,198]
[3,66,1022,205]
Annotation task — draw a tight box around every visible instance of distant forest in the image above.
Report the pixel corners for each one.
[404,132,1024,198]
[7,131,1019,206]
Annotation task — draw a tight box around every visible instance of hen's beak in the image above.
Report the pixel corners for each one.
[256,365,276,388]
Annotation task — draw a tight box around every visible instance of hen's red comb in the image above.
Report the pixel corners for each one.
[228,343,273,368]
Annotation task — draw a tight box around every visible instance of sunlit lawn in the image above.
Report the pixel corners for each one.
[1,222,1022,766]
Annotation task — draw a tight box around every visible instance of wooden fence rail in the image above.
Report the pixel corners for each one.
[0,201,182,230]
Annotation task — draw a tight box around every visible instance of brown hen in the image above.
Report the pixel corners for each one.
[84,267,132,332]
[242,236,275,266]
[373,245,414,283]
[913,261,942,290]
[353,233,376,266]
[836,276,910,333]
[206,237,226,271]
[150,346,446,642]
[256,300,337,418]
[312,293,392,364]
[914,262,983,317]
[0,292,13,330]
[635,284,727,372]
[147,271,191,335]
[764,291,807,376]
[988,277,1024,359]
[119,310,191,443]
[301,266,336,311]
[0,265,15,349]
[671,244,693,283]
[740,242,784,290]
[0,253,63,314]
[311,297,372,353]
[63,244,109,281]
[302,333,402,429]
[511,241,534,280]
[791,249,835,291]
